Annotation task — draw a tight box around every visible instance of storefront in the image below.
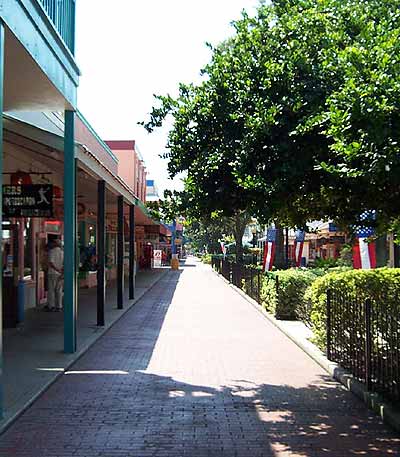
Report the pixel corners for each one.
[1,114,152,336]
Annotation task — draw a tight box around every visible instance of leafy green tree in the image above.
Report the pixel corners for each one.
[184,211,252,261]
[143,0,400,242]
[145,190,182,223]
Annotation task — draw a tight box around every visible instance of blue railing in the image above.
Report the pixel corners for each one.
[38,0,76,54]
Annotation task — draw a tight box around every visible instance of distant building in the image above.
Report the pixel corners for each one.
[146,179,160,202]
[105,140,147,202]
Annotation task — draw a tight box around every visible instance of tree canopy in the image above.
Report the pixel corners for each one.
[143,0,400,234]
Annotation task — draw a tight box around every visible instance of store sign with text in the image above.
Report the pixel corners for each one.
[3,185,53,217]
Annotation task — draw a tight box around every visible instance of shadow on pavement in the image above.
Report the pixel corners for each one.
[3,370,399,456]
[1,264,399,456]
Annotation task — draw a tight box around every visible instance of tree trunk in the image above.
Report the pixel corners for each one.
[235,233,244,264]
[233,211,248,264]
[274,224,285,269]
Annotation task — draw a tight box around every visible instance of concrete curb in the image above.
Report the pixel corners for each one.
[211,267,400,434]
[0,269,169,435]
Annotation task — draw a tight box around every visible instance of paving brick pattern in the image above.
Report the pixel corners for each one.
[0,259,399,456]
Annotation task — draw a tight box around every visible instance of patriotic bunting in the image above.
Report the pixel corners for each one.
[352,212,376,269]
[294,230,305,267]
[353,227,376,269]
[263,229,277,272]
[220,240,227,258]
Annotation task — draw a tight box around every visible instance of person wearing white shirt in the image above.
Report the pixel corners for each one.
[46,238,64,312]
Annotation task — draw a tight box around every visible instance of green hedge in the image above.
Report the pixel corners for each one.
[261,269,321,320]
[260,266,352,321]
[201,253,212,264]
[241,266,262,299]
[306,267,400,349]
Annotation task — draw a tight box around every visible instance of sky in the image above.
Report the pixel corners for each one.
[75,0,261,197]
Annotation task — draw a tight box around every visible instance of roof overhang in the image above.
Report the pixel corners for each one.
[3,114,160,226]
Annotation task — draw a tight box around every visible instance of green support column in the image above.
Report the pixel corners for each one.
[64,110,77,353]
[0,22,4,419]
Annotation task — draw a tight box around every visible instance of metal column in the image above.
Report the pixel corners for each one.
[129,204,135,300]
[63,110,77,353]
[117,196,124,309]
[97,180,106,326]
[0,21,5,418]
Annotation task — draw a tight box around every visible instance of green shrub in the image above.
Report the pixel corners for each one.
[306,268,400,349]
[241,266,263,299]
[325,266,353,274]
[261,268,322,320]
[337,244,353,267]
[313,257,338,268]
[201,253,212,264]
[310,265,352,275]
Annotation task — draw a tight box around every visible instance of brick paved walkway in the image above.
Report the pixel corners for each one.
[0,258,399,456]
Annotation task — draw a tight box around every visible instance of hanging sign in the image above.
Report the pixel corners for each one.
[3,184,53,217]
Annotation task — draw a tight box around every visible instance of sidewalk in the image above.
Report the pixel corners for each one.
[1,268,167,432]
[0,258,399,456]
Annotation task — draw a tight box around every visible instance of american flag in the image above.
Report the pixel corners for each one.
[353,212,376,269]
[294,230,305,267]
[263,229,277,272]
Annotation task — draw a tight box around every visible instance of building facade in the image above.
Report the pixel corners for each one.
[0,0,162,420]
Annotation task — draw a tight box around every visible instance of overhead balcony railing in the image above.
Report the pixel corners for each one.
[38,0,76,54]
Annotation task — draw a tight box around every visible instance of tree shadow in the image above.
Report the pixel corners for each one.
[1,265,399,456]
[3,370,399,456]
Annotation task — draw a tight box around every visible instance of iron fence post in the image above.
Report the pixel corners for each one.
[365,298,372,391]
[250,267,253,298]
[257,270,261,304]
[326,288,332,360]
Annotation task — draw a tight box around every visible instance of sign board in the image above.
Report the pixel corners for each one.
[3,185,53,218]
[329,222,338,232]
[153,249,162,267]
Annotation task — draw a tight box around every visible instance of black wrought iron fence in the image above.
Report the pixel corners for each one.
[327,288,400,404]
[211,256,262,304]
[211,256,222,273]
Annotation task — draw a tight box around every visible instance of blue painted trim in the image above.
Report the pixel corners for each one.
[63,110,77,353]
[37,0,76,54]
[21,0,80,75]
[76,111,119,165]
[2,0,79,107]
[171,220,177,255]
[0,21,4,420]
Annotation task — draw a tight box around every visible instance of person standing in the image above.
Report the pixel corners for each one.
[46,237,64,312]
